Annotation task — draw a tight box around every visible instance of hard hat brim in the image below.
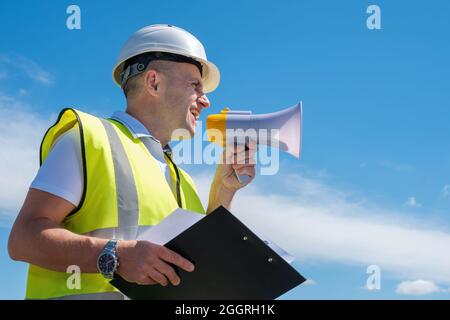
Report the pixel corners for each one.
[198,58,220,94]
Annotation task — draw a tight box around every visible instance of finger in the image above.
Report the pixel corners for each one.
[223,150,257,166]
[232,163,256,171]
[146,277,158,285]
[226,151,256,165]
[159,247,195,272]
[234,151,257,164]
[235,166,255,180]
[234,144,257,160]
[223,143,249,160]
[223,144,244,159]
[246,140,257,150]
[136,275,158,285]
[225,141,257,154]
[147,268,169,287]
[247,146,258,157]
[232,165,255,184]
[155,261,181,286]
[222,147,236,164]
[234,140,257,152]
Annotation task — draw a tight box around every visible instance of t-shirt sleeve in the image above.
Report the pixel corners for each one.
[30,127,83,207]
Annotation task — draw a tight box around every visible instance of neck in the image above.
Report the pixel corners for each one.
[126,101,171,147]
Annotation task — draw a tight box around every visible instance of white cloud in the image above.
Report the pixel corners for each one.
[396,280,441,295]
[190,170,450,285]
[404,196,421,207]
[0,54,52,85]
[303,279,316,285]
[0,93,53,221]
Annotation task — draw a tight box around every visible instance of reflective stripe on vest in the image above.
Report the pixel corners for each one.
[100,119,139,240]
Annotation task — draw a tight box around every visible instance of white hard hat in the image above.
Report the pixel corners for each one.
[112,24,220,93]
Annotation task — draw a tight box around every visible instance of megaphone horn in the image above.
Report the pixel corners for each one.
[206,102,303,159]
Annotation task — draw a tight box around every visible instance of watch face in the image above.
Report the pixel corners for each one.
[98,253,117,274]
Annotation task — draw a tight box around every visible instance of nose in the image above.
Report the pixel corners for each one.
[197,94,210,110]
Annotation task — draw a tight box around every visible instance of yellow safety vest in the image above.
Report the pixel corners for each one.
[26,108,205,299]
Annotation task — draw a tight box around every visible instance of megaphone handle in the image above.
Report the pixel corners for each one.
[234,168,252,184]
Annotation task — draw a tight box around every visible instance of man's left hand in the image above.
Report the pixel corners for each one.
[206,141,257,213]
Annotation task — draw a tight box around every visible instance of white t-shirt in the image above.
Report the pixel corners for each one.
[30,111,172,207]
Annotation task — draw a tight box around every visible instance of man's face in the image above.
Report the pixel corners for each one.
[159,62,210,138]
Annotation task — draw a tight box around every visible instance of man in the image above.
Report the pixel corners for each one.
[8,24,255,299]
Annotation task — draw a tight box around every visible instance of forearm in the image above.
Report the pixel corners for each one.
[206,180,236,214]
[9,217,108,273]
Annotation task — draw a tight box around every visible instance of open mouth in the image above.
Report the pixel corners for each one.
[190,108,200,121]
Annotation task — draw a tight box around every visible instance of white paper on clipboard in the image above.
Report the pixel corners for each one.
[137,208,295,264]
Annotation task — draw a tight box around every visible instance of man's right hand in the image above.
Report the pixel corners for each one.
[115,240,195,286]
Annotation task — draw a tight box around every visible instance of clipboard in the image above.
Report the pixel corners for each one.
[110,206,306,299]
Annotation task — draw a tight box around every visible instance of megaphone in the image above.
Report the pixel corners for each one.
[206,102,302,183]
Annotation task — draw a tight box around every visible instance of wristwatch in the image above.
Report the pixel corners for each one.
[97,239,119,279]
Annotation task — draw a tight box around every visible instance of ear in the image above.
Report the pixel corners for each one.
[143,69,161,97]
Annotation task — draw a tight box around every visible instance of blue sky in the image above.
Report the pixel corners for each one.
[1,0,450,299]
